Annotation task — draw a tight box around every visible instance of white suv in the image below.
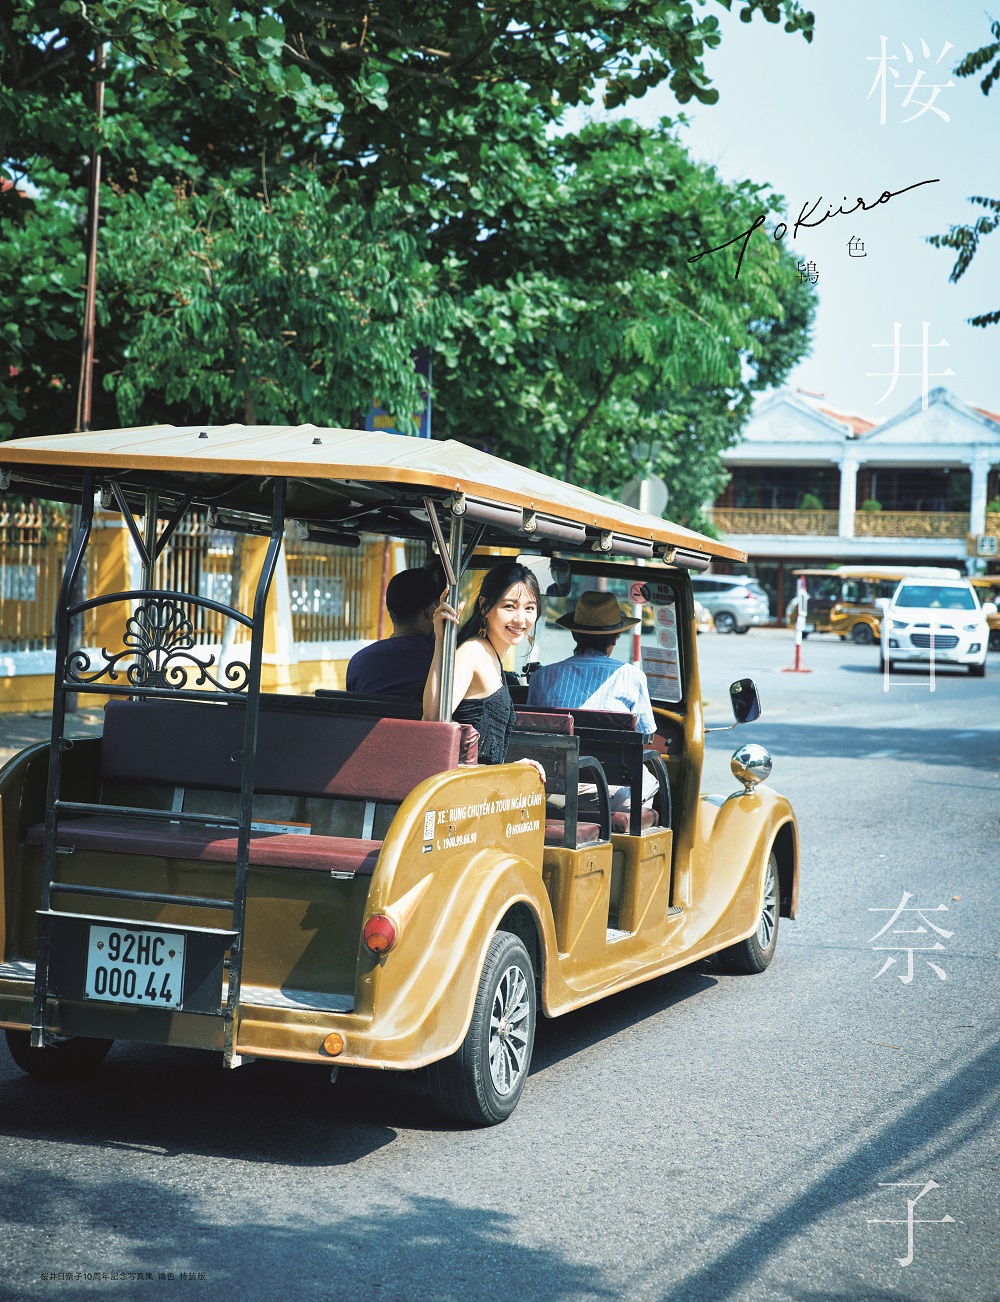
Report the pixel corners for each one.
[879,578,995,677]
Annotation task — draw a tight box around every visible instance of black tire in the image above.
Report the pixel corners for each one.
[428,931,536,1126]
[851,623,875,646]
[5,1028,113,1079]
[734,625,750,635]
[714,611,736,635]
[969,660,986,678]
[989,629,1000,653]
[716,853,779,974]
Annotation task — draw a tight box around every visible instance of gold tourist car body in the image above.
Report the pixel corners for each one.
[0,426,798,1124]
[969,577,1000,651]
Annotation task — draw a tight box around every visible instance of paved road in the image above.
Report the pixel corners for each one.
[1,631,997,1301]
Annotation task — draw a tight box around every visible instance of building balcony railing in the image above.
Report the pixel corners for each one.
[853,510,968,538]
[707,507,978,539]
[706,508,840,535]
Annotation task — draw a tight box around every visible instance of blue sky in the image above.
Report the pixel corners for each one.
[563,0,1000,420]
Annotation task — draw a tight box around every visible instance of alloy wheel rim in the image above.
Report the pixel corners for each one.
[756,862,777,950]
[488,965,530,1095]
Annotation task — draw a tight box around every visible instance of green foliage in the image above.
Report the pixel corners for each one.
[433,117,814,523]
[0,0,816,518]
[799,492,823,510]
[0,178,85,438]
[100,173,447,428]
[861,499,882,513]
[928,21,1000,328]
[1,0,815,203]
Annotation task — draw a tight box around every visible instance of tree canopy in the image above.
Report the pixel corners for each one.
[1,0,817,524]
[927,19,1000,329]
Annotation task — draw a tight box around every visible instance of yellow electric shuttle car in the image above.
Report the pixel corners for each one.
[0,426,798,1125]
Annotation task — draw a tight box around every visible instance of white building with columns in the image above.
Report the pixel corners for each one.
[705,386,1000,617]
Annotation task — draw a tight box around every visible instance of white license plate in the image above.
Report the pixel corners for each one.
[84,925,185,1009]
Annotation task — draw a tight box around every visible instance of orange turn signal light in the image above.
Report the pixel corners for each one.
[362,913,397,954]
[323,1032,345,1057]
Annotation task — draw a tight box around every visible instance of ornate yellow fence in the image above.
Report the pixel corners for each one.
[707,507,973,539]
[706,508,840,535]
[853,511,968,538]
[0,506,383,656]
[0,502,102,652]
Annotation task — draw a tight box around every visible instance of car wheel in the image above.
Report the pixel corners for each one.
[5,1029,113,1079]
[714,611,736,635]
[989,630,1000,652]
[717,853,779,974]
[428,931,536,1126]
[969,661,986,678]
[734,625,750,635]
[851,623,875,646]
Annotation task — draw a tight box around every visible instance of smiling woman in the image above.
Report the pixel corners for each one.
[423,561,542,766]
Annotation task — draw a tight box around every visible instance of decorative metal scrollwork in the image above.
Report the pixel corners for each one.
[65,598,250,692]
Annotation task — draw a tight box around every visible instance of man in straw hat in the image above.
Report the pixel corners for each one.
[527,590,655,736]
[527,590,658,810]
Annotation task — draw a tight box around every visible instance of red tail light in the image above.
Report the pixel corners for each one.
[363,914,397,954]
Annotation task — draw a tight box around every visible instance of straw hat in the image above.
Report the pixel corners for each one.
[556,590,639,634]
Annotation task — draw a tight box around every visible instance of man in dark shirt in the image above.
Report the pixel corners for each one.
[346,568,439,698]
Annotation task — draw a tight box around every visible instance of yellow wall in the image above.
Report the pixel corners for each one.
[0,522,400,712]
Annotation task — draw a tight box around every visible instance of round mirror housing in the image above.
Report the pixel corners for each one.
[731,743,772,792]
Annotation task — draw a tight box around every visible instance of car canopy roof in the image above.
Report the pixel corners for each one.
[0,424,746,566]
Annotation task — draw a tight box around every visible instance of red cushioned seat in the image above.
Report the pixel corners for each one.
[544,819,602,847]
[609,807,658,835]
[27,818,381,876]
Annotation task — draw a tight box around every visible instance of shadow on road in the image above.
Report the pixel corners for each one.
[659,1031,1000,1301]
[706,722,1000,772]
[0,965,718,1163]
[0,1177,614,1299]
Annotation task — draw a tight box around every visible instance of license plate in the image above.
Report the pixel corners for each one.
[84,925,185,1009]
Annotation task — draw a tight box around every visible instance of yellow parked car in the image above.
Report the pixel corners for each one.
[786,565,962,644]
[0,425,797,1125]
[970,577,1000,651]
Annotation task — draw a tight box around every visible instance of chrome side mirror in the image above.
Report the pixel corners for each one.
[731,743,772,791]
[730,678,761,725]
[706,678,762,734]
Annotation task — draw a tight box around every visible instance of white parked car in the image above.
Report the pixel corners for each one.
[879,578,996,677]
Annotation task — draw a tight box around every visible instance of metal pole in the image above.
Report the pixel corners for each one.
[437,510,464,722]
[75,42,106,433]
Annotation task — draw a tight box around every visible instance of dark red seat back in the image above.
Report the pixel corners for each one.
[101,699,462,803]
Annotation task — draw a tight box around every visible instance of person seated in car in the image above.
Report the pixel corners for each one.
[346,567,440,699]
[527,590,657,810]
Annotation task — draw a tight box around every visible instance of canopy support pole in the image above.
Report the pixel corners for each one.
[428,505,464,723]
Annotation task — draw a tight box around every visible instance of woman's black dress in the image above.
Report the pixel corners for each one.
[452,682,516,765]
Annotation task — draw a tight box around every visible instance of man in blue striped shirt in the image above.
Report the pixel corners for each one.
[526,591,655,735]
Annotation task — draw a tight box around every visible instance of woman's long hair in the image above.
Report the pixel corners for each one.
[456,561,542,646]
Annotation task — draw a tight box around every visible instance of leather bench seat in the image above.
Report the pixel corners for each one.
[27,818,381,875]
[35,699,472,876]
